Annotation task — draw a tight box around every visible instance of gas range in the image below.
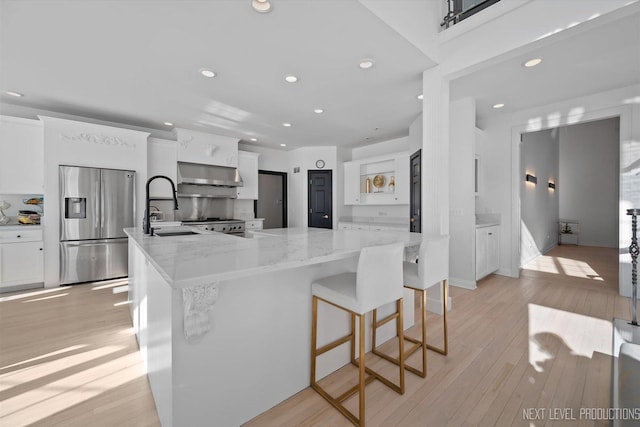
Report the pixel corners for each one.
[181,218,245,234]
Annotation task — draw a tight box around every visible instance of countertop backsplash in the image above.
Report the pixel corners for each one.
[0,194,44,220]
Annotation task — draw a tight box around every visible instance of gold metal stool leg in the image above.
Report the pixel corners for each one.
[372,280,449,378]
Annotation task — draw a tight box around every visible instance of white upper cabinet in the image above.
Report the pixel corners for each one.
[175,128,239,168]
[147,138,178,197]
[236,151,259,200]
[0,116,44,194]
[343,152,410,205]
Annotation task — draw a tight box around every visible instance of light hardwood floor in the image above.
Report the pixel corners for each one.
[0,246,627,426]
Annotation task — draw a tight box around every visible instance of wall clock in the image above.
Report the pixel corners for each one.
[315,159,325,169]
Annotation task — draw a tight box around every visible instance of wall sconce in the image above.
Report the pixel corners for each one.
[548,182,556,190]
[525,173,537,184]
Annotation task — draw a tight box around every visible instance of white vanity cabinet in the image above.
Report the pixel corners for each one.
[475,225,500,280]
[0,116,44,194]
[0,227,44,290]
[343,152,409,205]
[236,151,259,200]
[147,138,178,198]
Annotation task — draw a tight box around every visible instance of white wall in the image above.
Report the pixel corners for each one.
[520,128,559,265]
[288,146,338,228]
[40,116,149,287]
[478,83,640,296]
[449,98,477,288]
[559,118,620,248]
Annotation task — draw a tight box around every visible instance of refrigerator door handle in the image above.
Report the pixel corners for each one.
[95,179,101,234]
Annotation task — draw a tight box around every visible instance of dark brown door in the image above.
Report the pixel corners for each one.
[255,170,287,229]
[308,170,332,229]
[410,150,421,232]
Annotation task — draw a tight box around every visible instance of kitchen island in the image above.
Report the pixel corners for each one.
[125,227,424,426]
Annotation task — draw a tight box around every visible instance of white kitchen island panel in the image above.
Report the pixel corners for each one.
[126,227,424,426]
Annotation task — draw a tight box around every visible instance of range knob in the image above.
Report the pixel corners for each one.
[222,226,226,231]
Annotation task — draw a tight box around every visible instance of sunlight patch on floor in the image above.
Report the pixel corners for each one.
[0,287,71,303]
[0,345,88,371]
[528,303,612,373]
[523,255,604,280]
[0,351,144,425]
[22,293,69,303]
[0,345,125,392]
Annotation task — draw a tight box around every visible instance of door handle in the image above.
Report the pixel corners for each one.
[410,218,415,223]
[322,214,329,219]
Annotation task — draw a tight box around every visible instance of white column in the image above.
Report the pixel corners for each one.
[422,66,450,235]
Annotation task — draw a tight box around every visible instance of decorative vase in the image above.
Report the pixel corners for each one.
[389,176,395,193]
[365,177,371,193]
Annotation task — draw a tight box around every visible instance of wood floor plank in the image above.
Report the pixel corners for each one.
[0,246,627,426]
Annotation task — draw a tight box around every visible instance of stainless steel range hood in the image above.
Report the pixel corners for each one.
[177,162,244,187]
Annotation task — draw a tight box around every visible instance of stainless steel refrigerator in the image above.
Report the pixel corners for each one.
[59,165,135,284]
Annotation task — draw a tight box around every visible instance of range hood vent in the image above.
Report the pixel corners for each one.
[177,162,244,187]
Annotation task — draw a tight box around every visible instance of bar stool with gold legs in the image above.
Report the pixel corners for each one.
[372,235,449,378]
[310,243,405,427]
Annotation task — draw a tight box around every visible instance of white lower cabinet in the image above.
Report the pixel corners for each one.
[0,228,44,289]
[476,225,500,280]
[245,219,264,230]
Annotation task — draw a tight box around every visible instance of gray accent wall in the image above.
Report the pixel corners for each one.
[521,117,620,267]
[559,117,620,248]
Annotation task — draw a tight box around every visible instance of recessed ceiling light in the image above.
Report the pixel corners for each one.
[523,58,543,68]
[417,94,423,100]
[199,69,216,78]
[5,91,24,97]
[493,103,505,109]
[359,59,374,69]
[250,138,258,142]
[282,123,292,127]
[313,108,324,114]
[280,143,287,147]
[252,0,272,13]
[284,75,298,83]
[163,122,174,126]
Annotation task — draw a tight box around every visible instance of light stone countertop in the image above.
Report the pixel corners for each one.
[0,223,43,231]
[475,221,501,229]
[125,226,423,288]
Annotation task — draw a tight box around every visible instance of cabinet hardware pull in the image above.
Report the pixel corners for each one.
[17,235,21,238]
[488,233,493,235]
[39,248,43,251]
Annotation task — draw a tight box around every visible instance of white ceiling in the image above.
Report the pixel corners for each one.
[2,1,638,150]
[450,8,640,125]
[0,0,434,149]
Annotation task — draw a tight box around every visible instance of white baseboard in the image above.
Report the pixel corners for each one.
[449,277,477,290]
[542,242,557,254]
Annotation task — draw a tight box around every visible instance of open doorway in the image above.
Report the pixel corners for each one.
[255,170,287,229]
[520,117,620,271]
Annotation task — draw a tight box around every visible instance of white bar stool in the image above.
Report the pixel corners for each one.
[372,235,449,378]
[310,243,405,427]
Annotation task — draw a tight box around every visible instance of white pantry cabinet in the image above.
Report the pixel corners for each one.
[343,152,410,205]
[0,227,44,290]
[0,116,44,193]
[147,138,178,197]
[236,151,259,200]
[475,225,500,280]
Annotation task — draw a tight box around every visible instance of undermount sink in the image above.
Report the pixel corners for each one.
[154,230,200,237]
